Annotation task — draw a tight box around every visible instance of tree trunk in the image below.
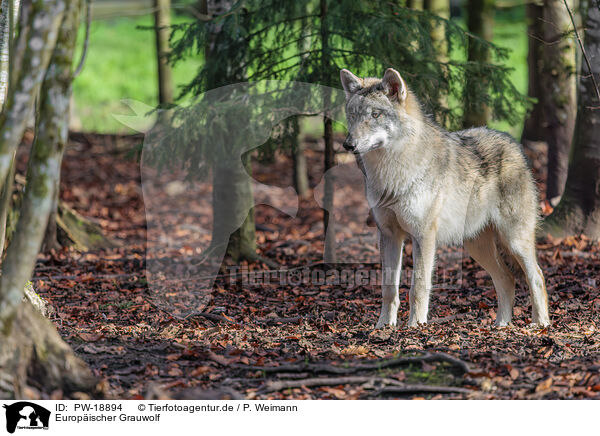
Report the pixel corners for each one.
[0,150,14,256]
[424,0,449,63]
[407,0,424,9]
[42,0,107,253]
[0,0,9,107]
[0,0,12,258]
[211,152,257,262]
[424,0,450,122]
[0,0,97,398]
[463,0,494,128]
[42,177,61,251]
[543,3,600,239]
[201,0,259,265]
[291,117,309,198]
[323,116,336,263]
[522,0,577,204]
[521,2,544,142]
[0,0,63,192]
[154,0,174,108]
[321,0,336,263]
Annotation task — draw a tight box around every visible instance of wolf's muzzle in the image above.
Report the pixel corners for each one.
[343,136,355,151]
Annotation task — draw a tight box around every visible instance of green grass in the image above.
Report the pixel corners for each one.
[72,14,202,133]
[72,7,528,136]
[487,7,528,136]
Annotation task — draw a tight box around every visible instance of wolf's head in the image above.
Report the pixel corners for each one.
[340,68,421,155]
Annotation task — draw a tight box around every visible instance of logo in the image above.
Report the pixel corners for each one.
[2,402,50,434]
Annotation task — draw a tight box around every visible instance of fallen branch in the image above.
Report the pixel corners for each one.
[258,375,472,395]
[258,376,397,394]
[237,352,471,375]
[256,315,315,325]
[144,298,241,325]
[188,311,241,325]
[371,384,472,397]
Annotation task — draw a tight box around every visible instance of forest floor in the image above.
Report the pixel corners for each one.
[22,131,600,400]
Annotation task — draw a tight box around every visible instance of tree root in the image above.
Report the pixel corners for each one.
[56,201,119,250]
[0,301,99,399]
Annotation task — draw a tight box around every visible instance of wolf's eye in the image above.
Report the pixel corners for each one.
[372,111,381,119]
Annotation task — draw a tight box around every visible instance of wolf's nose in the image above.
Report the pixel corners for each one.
[343,137,355,151]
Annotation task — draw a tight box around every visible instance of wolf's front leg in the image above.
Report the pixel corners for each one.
[376,229,405,328]
[408,235,436,327]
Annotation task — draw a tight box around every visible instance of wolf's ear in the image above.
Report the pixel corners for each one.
[382,68,407,103]
[340,69,362,99]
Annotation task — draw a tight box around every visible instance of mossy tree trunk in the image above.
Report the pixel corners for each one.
[0,0,97,399]
[463,0,494,128]
[543,3,600,239]
[522,0,577,205]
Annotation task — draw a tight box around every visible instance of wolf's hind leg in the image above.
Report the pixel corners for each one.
[376,229,405,328]
[502,233,550,327]
[465,229,515,326]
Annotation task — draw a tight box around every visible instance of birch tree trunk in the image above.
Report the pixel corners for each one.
[543,3,600,239]
[0,0,96,399]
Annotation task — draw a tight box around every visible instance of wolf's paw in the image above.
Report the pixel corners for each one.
[375,316,397,329]
[528,320,551,329]
[407,319,427,328]
[494,319,512,328]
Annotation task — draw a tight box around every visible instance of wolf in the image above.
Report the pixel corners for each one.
[340,68,550,328]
